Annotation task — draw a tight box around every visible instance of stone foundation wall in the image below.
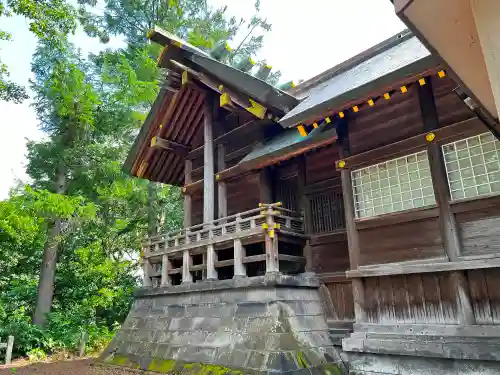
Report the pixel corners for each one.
[100,274,347,374]
[345,352,500,375]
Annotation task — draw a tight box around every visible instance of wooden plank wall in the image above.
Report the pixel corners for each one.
[467,268,500,324]
[357,216,445,266]
[324,281,355,321]
[432,76,475,127]
[363,273,459,324]
[304,145,353,322]
[305,145,340,185]
[310,233,350,273]
[456,205,500,256]
[348,84,423,155]
[227,172,261,215]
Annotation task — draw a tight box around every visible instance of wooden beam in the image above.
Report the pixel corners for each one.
[217,144,227,218]
[203,99,215,223]
[335,117,484,171]
[184,159,193,227]
[151,136,191,156]
[187,119,268,160]
[168,59,269,119]
[419,77,475,325]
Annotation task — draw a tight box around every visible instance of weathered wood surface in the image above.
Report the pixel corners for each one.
[0,336,14,365]
[362,273,459,324]
[203,99,215,223]
[347,257,500,278]
[357,216,445,266]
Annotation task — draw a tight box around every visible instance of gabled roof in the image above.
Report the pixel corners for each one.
[149,27,299,114]
[279,30,438,128]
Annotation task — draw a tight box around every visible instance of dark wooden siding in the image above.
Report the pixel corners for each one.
[310,233,350,274]
[305,146,341,185]
[358,216,445,266]
[191,193,203,225]
[227,172,261,215]
[363,273,459,324]
[432,75,474,127]
[456,206,500,256]
[467,268,500,324]
[348,84,423,155]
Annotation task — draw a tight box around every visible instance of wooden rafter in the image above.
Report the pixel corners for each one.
[150,136,191,156]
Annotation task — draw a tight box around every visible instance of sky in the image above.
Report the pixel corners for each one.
[0,0,405,199]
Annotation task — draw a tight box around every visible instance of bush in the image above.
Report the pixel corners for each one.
[27,348,47,362]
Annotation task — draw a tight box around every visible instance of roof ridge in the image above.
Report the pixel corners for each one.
[290,29,413,97]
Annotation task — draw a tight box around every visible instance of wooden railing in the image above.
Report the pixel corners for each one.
[141,203,305,286]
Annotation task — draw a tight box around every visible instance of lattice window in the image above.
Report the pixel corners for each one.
[351,151,436,219]
[442,132,500,200]
[309,190,345,233]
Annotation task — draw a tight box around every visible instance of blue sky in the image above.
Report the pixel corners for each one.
[0,0,405,199]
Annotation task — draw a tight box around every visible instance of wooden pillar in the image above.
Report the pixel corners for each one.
[182,250,193,283]
[419,77,475,325]
[217,144,227,218]
[206,245,217,280]
[234,214,246,277]
[451,271,475,325]
[265,206,279,273]
[339,119,367,322]
[184,159,192,227]
[203,101,215,223]
[161,254,171,286]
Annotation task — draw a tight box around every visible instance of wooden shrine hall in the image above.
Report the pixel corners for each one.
[105,26,500,375]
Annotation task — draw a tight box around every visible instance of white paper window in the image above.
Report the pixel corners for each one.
[442,132,500,200]
[352,151,436,218]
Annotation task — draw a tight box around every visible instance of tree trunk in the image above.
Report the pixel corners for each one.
[33,166,66,327]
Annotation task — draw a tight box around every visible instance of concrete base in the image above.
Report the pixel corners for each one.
[100,274,347,374]
[345,352,500,375]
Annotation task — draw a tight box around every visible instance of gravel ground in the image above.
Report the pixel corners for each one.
[0,359,142,375]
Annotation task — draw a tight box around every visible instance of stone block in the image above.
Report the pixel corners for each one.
[166,304,185,317]
[223,349,249,368]
[304,331,334,348]
[182,347,217,363]
[153,317,171,331]
[246,351,267,370]
[289,315,329,332]
[154,343,170,359]
[265,333,302,351]
[266,351,299,373]
[236,302,269,317]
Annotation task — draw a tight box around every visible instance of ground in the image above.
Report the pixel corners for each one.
[0,359,140,375]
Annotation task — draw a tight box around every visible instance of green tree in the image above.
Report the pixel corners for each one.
[0,0,77,102]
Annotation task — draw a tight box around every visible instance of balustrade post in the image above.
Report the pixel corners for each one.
[142,240,153,287]
[182,249,193,283]
[142,256,152,287]
[265,205,279,274]
[206,226,218,280]
[233,214,246,277]
[161,254,171,286]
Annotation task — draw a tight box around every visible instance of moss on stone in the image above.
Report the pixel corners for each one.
[321,363,344,375]
[148,359,176,373]
[297,351,310,369]
[182,363,244,375]
[108,354,131,366]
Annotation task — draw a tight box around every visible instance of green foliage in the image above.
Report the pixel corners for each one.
[1,0,273,361]
[27,348,47,362]
[0,0,78,102]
